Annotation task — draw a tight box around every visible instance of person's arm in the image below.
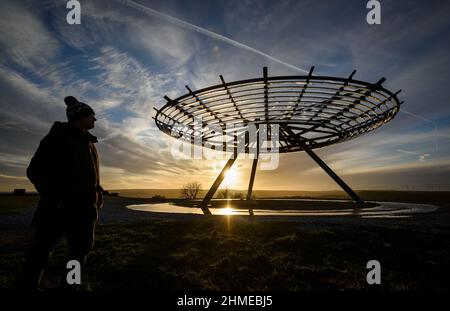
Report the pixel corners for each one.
[27,134,64,198]
[96,185,104,210]
[89,143,103,210]
[27,136,53,195]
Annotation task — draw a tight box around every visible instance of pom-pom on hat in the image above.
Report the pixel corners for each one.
[64,96,95,123]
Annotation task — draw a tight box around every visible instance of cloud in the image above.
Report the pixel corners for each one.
[51,0,200,68]
[0,66,63,132]
[88,46,167,114]
[302,124,450,175]
[419,154,431,162]
[0,0,59,72]
[1,0,450,191]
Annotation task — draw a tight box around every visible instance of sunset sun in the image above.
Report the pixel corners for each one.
[222,167,239,188]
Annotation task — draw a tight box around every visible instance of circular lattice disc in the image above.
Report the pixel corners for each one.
[154,67,401,153]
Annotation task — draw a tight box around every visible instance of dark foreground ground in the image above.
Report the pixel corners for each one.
[0,193,449,291]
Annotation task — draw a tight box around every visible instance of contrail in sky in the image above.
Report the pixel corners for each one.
[116,0,440,154]
[116,0,310,73]
[400,109,439,155]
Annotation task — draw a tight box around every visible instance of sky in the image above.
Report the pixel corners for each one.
[1,0,450,192]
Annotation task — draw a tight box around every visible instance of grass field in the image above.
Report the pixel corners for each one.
[0,195,39,215]
[0,191,449,291]
[1,218,449,291]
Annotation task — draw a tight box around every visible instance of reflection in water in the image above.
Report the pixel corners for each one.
[127,200,439,218]
[220,207,235,215]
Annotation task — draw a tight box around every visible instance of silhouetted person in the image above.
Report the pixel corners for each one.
[19,96,103,290]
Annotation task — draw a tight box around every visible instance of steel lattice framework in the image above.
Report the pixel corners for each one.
[154,67,401,153]
[153,67,402,214]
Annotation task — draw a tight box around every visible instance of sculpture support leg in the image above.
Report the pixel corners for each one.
[302,144,364,205]
[200,154,238,214]
[280,124,364,205]
[246,157,258,200]
[246,156,258,215]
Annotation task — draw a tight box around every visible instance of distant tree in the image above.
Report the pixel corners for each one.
[232,191,244,200]
[151,194,166,200]
[217,187,230,199]
[180,182,202,199]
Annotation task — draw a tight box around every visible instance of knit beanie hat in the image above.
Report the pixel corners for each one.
[64,96,95,122]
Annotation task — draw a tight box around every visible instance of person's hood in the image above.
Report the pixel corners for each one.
[48,121,98,143]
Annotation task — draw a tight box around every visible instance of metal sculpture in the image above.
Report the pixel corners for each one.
[154,67,402,214]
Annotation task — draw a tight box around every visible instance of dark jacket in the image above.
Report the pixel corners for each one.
[27,121,103,227]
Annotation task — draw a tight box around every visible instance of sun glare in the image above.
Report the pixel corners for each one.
[220,207,235,215]
[222,167,239,187]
